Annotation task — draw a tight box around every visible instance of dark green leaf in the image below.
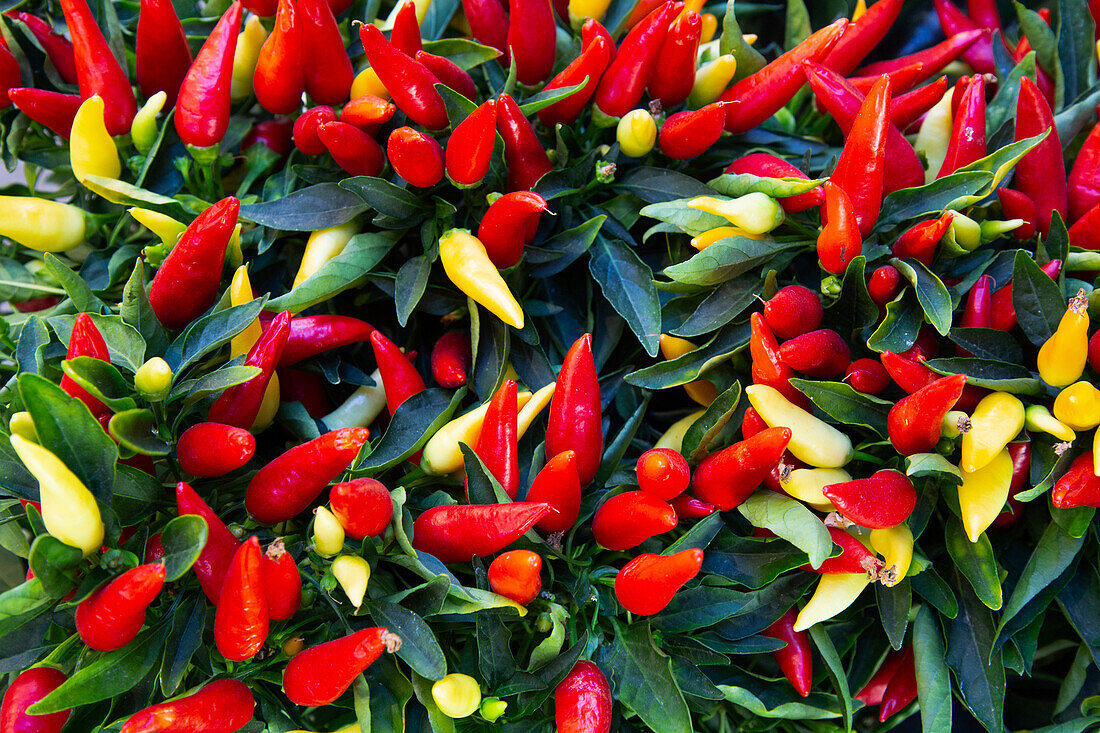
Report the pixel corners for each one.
[589,237,661,356]
[914,604,953,733]
[341,177,428,220]
[912,567,959,618]
[371,599,447,681]
[395,255,431,327]
[618,167,714,204]
[876,580,911,650]
[159,515,208,582]
[48,314,146,373]
[170,299,266,374]
[825,256,878,344]
[704,533,809,589]
[356,389,465,473]
[627,322,749,389]
[652,586,748,633]
[948,327,1024,363]
[266,233,395,312]
[663,237,800,287]
[924,357,1044,395]
[738,491,831,569]
[27,535,81,598]
[717,671,842,720]
[892,258,953,335]
[946,577,1005,733]
[682,382,741,463]
[604,619,693,733]
[789,379,891,437]
[945,517,1003,610]
[108,409,170,456]
[808,624,852,730]
[866,292,921,353]
[672,276,759,338]
[60,357,137,413]
[240,182,368,230]
[43,253,107,314]
[1012,249,1066,346]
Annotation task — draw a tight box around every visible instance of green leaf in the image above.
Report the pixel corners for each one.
[81,175,181,209]
[1056,0,1096,104]
[589,237,661,356]
[266,232,395,312]
[913,604,953,733]
[672,276,759,338]
[876,172,993,230]
[618,167,715,204]
[43,253,107,314]
[411,671,456,733]
[945,517,1003,610]
[924,357,1044,395]
[789,379,891,437]
[738,491,831,569]
[108,409,170,456]
[912,567,959,618]
[461,443,509,505]
[825,256,878,344]
[1012,249,1066,346]
[948,327,1024,364]
[707,173,824,199]
[518,79,587,115]
[421,38,500,69]
[170,365,262,407]
[892,258,953,335]
[946,577,1005,733]
[876,580,911,650]
[0,579,53,638]
[682,382,741,463]
[808,624,852,730]
[784,0,811,48]
[663,236,799,286]
[395,255,431,327]
[604,619,693,733]
[356,389,465,473]
[719,1,766,79]
[626,322,749,389]
[159,597,205,696]
[159,515,209,582]
[718,672,841,720]
[240,182,368,230]
[48,313,146,373]
[703,534,808,589]
[60,357,138,413]
[476,611,516,688]
[27,535,82,598]
[652,586,748,633]
[527,216,604,278]
[866,292,921,353]
[906,453,963,485]
[341,177,428,221]
[998,521,1085,636]
[170,299,265,374]
[371,599,447,681]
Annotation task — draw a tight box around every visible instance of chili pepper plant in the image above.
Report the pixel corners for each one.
[1,0,1100,731]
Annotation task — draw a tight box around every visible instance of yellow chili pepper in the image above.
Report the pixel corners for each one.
[743,33,758,45]
[915,89,953,184]
[432,673,482,719]
[9,412,38,443]
[230,15,269,102]
[617,109,657,158]
[792,573,870,632]
[0,196,86,252]
[351,67,391,100]
[851,0,868,21]
[655,410,706,453]
[781,467,846,512]
[131,91,166,155]
[1053,380,1100,431]
[70,95,121,186]
[944,211,982,252]
[870,524,913,587]
[1024,404,1076,441]
[746,384,854,468]
[689,225,764,250]
[129,207,187,247]
[230,265,263,356]
[11,434,105,556]
[379,0,431,28]
[1038,290,1090,387]
[960,392,1024,473]
[312,506,345,557]
[480,698,508,722]
[439,229,525,329]
[422,391,535,474]
[516,382,554,437]
[698,13,719,45]
[294,221,359,289]
[252,377,281,433]
[687,193,785,234]
[659,334,717,406]
[332,554,371,610]
[321,368,388,429]
[689,54,737,108]
[568,0,613,25]
[134,357,173,401]
[957,447,1012,543]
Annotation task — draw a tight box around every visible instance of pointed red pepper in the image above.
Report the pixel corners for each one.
[301,0,353,105]
[76,563,166,651]
[360,23,448,130]
[254,0,305,115]
[690,427,791,510]
[1052,453,1100,509]
[592,491,677,550]
[614,549,703,614]
[647,10,701,108]
[1069,108,1100,222]
[498,92,553,191]
[803,527,881,574]
[539,20,613,128]
[330,478,393,539]
[881,350,939,393]
[262,538,301,621]
[968,0,1001,29]
[283,628,399,706]
[8,12,78,85]
[293,105,337,155]
[60,0,137,135]
[822,470,916,528]
[856,648,906,706]
[431,332,472,388]
[413,503,552,562]
[318,120,385,177]
[275,314,375,367]
[546,333,603,486]
[370,330,426,416]
[670,493,716,519]
[473,379,520,499]
[478,191,548,268]
[996,188,1038,240]
[848,61,924,97]
[215,536,269,661]
[820,0,902,75]
[416,50,477,101]
[932,0,995,74]
[0,667,71,733]
[176,2,242,148]
[390,1,423,55]
[762,608,813,697]
[959,274,992,332]
[857,28,983,83]
[462,0,509,61]
[879,646,917,720]
[938,74,986,178]
[177,422,257,477]
[447,98,498,187]
[1069,202,1100,250]
[891,211,954,265]
[889,76,950,131]
[635,448,690,501]
[846,358,890,395]
[208,311,291,429]
[887,374,967,455]
[136,0,192,106]
[508,0,556,85]
[751,312,807,406]
[868,265,902,306]
[725,153,824,213]
[659,102,730,160]
[388,126,445,187]
[594,2,681,118]
[779,329,851,378]
[60,313,110,416]
[830,74,890,236]
[817,180,863,275]
[526,450,582,532]
[176,481,241,604]
[1015,76,1068,237]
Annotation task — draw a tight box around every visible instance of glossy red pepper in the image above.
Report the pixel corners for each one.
[390,1,423,55]
[750,312,808,406]
[555,661,612,733]
[887,374,967,455]
[9,89,81,140]
[245,428,371,523]
[262,538,301,621]
[176,482,241,604]
[431,332,472,388]
[891,211,954,265]
[388,127,445,187]
[857,28,982,83]
[1015,76,1068,238]
[647,10,701,108]
[855,648,906,706]
[995,190,1036,241]
[293,106,337,155]
[446,99,498,187]
[779,329,851,378]
[880,350,939,393]
[175,2,242,148]
[636,448,690,501]
[526,450,583,532]
[820,0,902,75]
[508,0,556,85]
[215,536,268,661]
[762,608,813,697]
[412,502,551,562]
[993,442,1030,528]
[488,549,542,604]
[848,61,924,98]
[340,94,396,133]
[938,74,986,178]
[462,0,509,61]
[330,478,393,539]
[243,120,293,158]
[545,333,603,485]
[804,527,881,574]
[144,533,165,563]
[592,491,677,550]
[691,427,791,510]
[318,120,385,177]
[594,2,680,118]
[823,470,916,528]
[0,667,71,733]
[725,154,823,214]
[60,0,137,135]
[208,311,290,428]
[8,12,78,85]
[136,0,192,106]
[889,76,950,131]
[478,191,548,268]
[539,20,613,127]
[868,265,901,306]
[415,50,477,101]
[300,0,353,105]
[178,422,256,477]
[968,0,1001,29]
[276,314,375,366]
[474,379,520,499]
[59,312,110,416]
[284,628,399,706]
[370,330,426,415]
[1052,453,1100,509]
[149,197,240,330]
[254,0,305,115]
[359,24,448,130]
[958,273,992,346]
[879,646,917,720]
[1069,108,1100,222]
[498,92,553,191]
[76,563,166,651]
[830,75,890,237]
[1069,202,1100,250]
[658,102,729,160]
[763,285,823,339]
[121,679,255,733]
[670,493,716,519]
[817,180,862,275]
[0,46,18,110]
[741,405,768,438]
[932,0,994,74]
[615,548,703,614]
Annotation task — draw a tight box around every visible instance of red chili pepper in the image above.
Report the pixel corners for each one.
[254,0,305,115]
[60,0,137,135]
[889,76,949,131]
[0,667,71,733]
[741,405,768,438]
[1052,453,1100,509]
[849,61,924,98]
[670,493,716,518]
[446,98,498,187]
[412,502,551,562]
[276,315,375,367]
[817,180,863,275]
[473,379,520,499]
[1069,202,1100,250]
[388,127,444,187]
[938,74,986,178]
[855,648,906,706]
[615,548,703,614]
[478,191,547,268]
[135,0,192,106]
[431,332,472,388]
[330,478,393,539]
[415,51,477,101]
[968,0,1001,29]
[121,679,255,733]
[300,0,353,105]
[278,368,329,416]
[8,12,78,85]
[340,94,396,134]
[959,273,992,339]
[823,469,916,528]
[498,92,553,191]
[880,350,939,393]
[1090,330,1100,373]
[526,450,582,532]
[175,2,242,148]
[636,448,690,501]
[762,608,813,697]
[293,106,337,155]
[887,374,967,455]
[594,2,681,118]
[993,442,1030,528]
[763,284,823,339]
[646,11,701,108]
[868,264,901,306]
[691,427,791,510]
[262,538,301,621]
[1069,108,1100,222]
[59,312,110,416]
[178,422,256,477]
[359,24,448,130]
[830,74,890,236]
[176,482,241,604]
[508,0,556,85]
[803,527,881,574]
[539,20,613,128]
[243,0,277,14]
[545,333,603,485]
[9,89,80,140]
[856,28,982,83]
[246,427,370,523]
[318,120,385,177]
[725,154,824,213]
[390,1,423,55]
[820,0,902,75]
[891,211,954,265]
[750,312,808,406]
[0,46,18,110]
[243,119,293,158]
[462,0,509,62]
[1015,76,1068,238]
[488,549,542,605]
[215,536,268,661]
[658,101,729,160]
[555,661,612,733]
[75,563,165,652]
[149,197,239,330]
[370,330,426,415]
[879,646,917,721]
[779,329,851,378]
[932,0,994,74]
[283,628,399,706]
[592,491,677,550]
[144,533,165,563]
[208,311,290,428]
[719,19,847,134]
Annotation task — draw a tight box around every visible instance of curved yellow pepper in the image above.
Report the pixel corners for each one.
[687,193,784,234]
[432,673,482,719]
[698,13,719,45]
[332,554,371,610]
[655,410,706,453]
[781,467,846,512]
[958,447,1012,543]
[439,229,525,329]
[0,196,86,252]
[1038,291,1090,387]
[131,91,166,155]
[517,382,555,437]
[793,573,871,632]
[617,110,657,158]
[11,434,104,556]
[312,506,345,557]
[230,15,269,102]
[852,0,868,20]
[870,524,913,587]
[1053,380,1100,431]
[9,412,38,443]
[70,95,120,186]
[1024,404,1076,441]
[294,221,359,289]
[351,67,391,100]
[915,89,953,184]
[746,384,854,468]
[689,54,737,108]
[422,390,535,474]
[230,265,263,357]
[129,207,187,247]
[134,357,173,401]
[689,225,764,250]
[659,334,717,406]
[568,0,613,25]
[322,368,388,430]
[961,392,1024,473]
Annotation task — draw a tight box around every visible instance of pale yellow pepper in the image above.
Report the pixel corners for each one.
[70,95,120,186]
[294,221,359,289]
[793,573,871,631]
[568,0,613,25]
[129,207,187,247]
[8,412,37,443]
[870,524,913,587]
[321,368,388,430]
[439,229,525,329]
[655,410,707,453]
[351,67,391,100]
[689,225,764,250]
[0,196,85,252]
[134,357,173,401]
[517,382,555,437]
[617,110,657,158]
[689,55,737,108]
[852,0,868,21]
[659,334,717,406]
[432,673,482,718]
[131,91,166,155]
[746,384,854,468]
[312,506,345,557]
[698,13,719,45]
[781,467,847,512]
[1024,404,1076,441]
[1054,381,1100,431]
[332,554,371,610]
[915,89,953,183]
[961,392,1024,473]
[228,265,280,432]
[688,193,784,234]
[230,15,269,102]
[958,447,1013,543]
[1038,291,1090,387]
